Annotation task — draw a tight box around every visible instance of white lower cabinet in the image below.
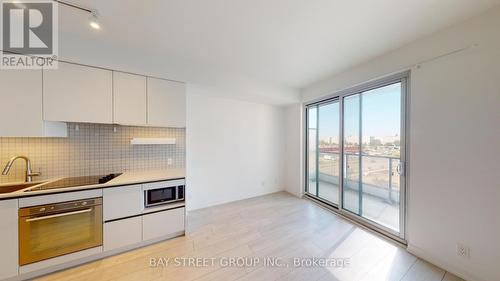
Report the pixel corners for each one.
[142,207,185,241]
[103,184,143,221]
[0,199,19,280]
[104,217,142,252]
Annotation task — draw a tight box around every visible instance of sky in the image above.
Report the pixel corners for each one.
[312,82,401,142]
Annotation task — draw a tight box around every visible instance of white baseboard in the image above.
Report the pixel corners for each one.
[407,243,482,281]
[284,189,302,198]
[187,187,285,211]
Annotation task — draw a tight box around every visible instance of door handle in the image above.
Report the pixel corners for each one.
[397,162,405,176]
[25,208,92,222]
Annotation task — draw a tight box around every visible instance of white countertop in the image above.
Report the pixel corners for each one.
[107,169,185,185]
[0,169,185,200]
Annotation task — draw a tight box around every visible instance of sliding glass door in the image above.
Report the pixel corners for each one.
[306,100,340,205]
[305,74,407,240]
[342,82,404,233]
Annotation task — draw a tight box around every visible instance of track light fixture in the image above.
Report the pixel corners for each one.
[53,0,101,30]
[89,10,100,29]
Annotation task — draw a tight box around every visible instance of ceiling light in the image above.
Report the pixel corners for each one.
[54,1,101,30]
[89,10,100,30]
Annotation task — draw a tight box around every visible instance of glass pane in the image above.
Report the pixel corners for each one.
[341,82,403,234]
[342,94,361,214]
[360,83,401,231]
[24,206,102,265]
[30,211,96,254]
[307,106,318,195]
[317,101,340,204]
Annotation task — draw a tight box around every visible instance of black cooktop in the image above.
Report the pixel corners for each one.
[26,173,122,192]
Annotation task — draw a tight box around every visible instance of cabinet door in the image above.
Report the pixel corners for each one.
[104,217,142,251]
[143,207,185,241]
[113,72,147,125]
[43,62,113,124]
[103,185,143,221]
[147,78,186,127]
[0,200,18,280]
[0,69,66,137]
[0,69,43,136]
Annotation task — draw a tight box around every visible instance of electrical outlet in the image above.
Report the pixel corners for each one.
[457,243,470,258]
[167,158,173,165]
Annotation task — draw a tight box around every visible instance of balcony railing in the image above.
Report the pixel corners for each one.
[311,152,400,203]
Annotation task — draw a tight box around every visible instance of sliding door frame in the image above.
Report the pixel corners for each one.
[304,71,410,244]
[304,97,340,204]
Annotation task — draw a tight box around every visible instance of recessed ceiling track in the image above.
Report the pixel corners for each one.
[53,0,92,13]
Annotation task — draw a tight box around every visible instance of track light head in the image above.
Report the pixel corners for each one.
[89,9,100,30]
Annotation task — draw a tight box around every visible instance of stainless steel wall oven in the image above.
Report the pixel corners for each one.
[19,197,103,265]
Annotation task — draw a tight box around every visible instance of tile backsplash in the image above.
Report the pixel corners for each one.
[0,123,185,183]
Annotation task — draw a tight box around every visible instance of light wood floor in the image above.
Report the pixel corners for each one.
[36,192,464,281]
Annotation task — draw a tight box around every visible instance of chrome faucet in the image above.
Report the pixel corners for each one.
[2,156,40,182]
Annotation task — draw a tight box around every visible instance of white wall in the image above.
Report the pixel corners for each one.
[301,7,500,281]
[284,105,303,197]
[186,84,286,211]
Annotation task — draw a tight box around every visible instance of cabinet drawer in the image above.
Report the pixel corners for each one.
[104,217,142,251]
[142,207,185,241]
[103,185,143,221]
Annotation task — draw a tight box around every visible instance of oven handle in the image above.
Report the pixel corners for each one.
[25,208,92,222]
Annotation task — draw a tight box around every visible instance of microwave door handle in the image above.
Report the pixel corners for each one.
[25,208,92,222]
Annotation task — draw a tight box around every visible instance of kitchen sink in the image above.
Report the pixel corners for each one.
[0,181,48,194]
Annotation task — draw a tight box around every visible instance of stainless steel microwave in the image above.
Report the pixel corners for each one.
[144,180,185,208]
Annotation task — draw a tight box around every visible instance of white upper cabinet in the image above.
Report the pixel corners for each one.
[0,68,66,137]
[113,72,147,126]
[147,78,186,128]
[15,60,185,128]
[43,62,113,124]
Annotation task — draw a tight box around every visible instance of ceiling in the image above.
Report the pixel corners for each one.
[57,0,500,104]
